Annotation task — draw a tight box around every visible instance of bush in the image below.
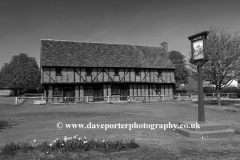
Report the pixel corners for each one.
[203,87,216,93]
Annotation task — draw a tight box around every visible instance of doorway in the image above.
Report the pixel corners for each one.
[120,85,129,101]
[93,85,103,102]
[64,87,75,102]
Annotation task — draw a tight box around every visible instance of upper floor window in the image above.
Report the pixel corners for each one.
[56,68,62,76]
[114,68,120,76]
[135,69,140,76]
[86,68,92,75]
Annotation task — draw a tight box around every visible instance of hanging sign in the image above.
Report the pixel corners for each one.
[188,31,209,65]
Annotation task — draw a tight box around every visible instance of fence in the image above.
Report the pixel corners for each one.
[15,95,173,105]
[204,93,238,99]
[173,93,238,101]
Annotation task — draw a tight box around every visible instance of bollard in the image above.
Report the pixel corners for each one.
[163,95,165,101]
[107,96,110,103]
[179,94,180,101]
[87,96,89,103]
[146,95,148,102]
[15,97,18,105]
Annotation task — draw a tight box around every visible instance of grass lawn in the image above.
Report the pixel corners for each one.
[0,96,240,159]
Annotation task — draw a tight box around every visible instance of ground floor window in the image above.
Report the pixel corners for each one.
[111,85,120,95]
[84,86,93,96]
[53,87,63,97]
[156,85,161,94]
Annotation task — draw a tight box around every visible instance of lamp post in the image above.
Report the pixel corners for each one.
[188,31,209,123]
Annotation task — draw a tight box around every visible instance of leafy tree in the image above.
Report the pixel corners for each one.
[0,63,11,88]
[0,53,41,95]
[168,50,189,87]
[191,27,240,106]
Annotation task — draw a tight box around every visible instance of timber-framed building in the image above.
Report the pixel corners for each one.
[40,39,175,102]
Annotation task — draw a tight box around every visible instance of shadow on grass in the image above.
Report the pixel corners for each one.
[193,100,240,106]
[180,148,240,159]
[0,121,18,132]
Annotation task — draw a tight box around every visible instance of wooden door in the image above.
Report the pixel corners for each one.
[93,85,103,102]
[64,87,75,102]
[120,85,129,101]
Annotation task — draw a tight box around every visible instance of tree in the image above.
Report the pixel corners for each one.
[200,27,240,106]
[168,50,189,87]
[0,53,41,95]
[0,63,11,88]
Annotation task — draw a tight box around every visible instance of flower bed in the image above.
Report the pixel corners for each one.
[0,135,139,155]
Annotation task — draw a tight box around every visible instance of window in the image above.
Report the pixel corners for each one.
[156,85,161,94]
[4,89,9,92]
[84,86,93,96]
[114,69,120,75]
[86,68,92,75]
[135,69,140,76]
[56,68,62,76]
[111,85,120,95]
[158,70,162,77]
[53,87,63,97]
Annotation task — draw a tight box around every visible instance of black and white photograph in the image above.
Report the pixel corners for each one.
[0,0,240,159]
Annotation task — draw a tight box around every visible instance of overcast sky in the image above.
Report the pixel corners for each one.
[0,0,240,68]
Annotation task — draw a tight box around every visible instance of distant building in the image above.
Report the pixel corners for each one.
[203,81,215,87]
[176,76,198,94]
[40,39,176,102]
[0,87,15,96]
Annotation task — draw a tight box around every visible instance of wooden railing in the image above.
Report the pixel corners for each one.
[15,95,174,105]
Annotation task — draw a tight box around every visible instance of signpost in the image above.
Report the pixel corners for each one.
[175,31,234,138]
[188,31,209,123]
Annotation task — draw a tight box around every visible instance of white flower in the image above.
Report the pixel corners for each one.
[53,140,56,143]
[83,141,87,144]
[33,139,36,143]
[49,143,52,146]
[84,136,86,139]
[62,143,64,146]
[102,140,105,142]
[56,138,58,140]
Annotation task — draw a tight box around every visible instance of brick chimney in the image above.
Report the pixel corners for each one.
[161,42,168,53]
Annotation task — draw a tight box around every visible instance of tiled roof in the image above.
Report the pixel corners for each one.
[40,39,175,69]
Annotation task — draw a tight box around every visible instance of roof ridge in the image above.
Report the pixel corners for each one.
[41,39,163,49]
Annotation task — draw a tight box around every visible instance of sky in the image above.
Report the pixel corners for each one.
[0,0,240,68]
